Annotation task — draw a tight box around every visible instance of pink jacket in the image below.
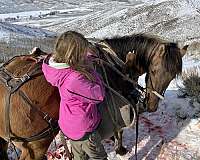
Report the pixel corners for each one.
[42,57,105,140]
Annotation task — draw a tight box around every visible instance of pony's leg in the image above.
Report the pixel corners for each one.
[114,131,128,155]
[0,138,8,160]
[13,138,52,160]
[12,142,33,160]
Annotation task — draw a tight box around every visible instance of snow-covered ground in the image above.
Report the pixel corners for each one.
[0,21,56,41]
[1,0,200,160]
[1,0,200,42]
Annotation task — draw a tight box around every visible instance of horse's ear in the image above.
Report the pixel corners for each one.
[125,51,136,67]
[158,44,165,57]
[180,45,189,57]
[30,47,47,56]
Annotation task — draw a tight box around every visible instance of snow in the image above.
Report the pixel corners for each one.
[0,8,92,20]
[1,0,200,160]
[0,11,50,20]
[0,21,56,42]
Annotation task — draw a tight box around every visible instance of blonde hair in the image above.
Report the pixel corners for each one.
[53,31,95,81]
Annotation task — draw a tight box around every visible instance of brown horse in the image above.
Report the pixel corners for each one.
[101,34,188,112]
[98,34,188,154]
[0,34,188,159]
[0,52,60,160]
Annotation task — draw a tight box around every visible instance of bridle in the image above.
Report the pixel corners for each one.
[0,55,59,144]
[144,71,166,111]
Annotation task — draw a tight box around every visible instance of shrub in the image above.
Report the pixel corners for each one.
[180,67,200,103]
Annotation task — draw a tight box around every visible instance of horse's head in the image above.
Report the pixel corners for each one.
[101,35,189,113]
[143,43,188,112]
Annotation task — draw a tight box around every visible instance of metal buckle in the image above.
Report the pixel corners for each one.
[21,74,30,82]
[44,114,52,124]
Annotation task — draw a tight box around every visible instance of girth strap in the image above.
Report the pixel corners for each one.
[5,93,12,142]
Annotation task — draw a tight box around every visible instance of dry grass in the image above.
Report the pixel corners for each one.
[187,42,200,60]
[180,67,200,103]
[0,34,56,63]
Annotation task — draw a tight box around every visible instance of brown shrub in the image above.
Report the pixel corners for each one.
[180,67,200,103]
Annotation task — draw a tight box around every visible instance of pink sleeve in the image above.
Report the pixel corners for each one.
[67,73,105,104]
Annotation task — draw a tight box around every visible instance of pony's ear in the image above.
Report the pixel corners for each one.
[180,45,189,57]
[158,44,165,57]
[125,51,136,67]
[30,47,47,56]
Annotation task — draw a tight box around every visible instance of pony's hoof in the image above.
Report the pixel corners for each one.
[115,146,128,155]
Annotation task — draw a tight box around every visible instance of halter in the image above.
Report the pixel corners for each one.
[144,71,165,111]
[145,72,165,99]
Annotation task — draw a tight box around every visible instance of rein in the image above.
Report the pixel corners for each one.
[0,55,59,143]
[146,72,165,100]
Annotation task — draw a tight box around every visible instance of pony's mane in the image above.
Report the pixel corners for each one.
[103,34,182,75]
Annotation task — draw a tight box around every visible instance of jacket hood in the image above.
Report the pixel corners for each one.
[48,57,70,69]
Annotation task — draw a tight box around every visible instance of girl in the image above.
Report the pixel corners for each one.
[42,31,107,160]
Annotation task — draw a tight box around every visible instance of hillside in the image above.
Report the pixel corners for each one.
[1,0,200,160]
[0,0,199,43]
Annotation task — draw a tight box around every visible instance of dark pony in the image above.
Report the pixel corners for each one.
[96,34,187,154]
[102,34,187,112]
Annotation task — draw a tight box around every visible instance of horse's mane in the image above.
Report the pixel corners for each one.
[103,34,182,75]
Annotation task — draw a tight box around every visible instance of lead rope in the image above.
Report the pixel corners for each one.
[135,104,139,160]
[99,60,138,159]
[60,131,73,160]
[49,122,58,153]
[100,61,119,130]
[101,83,136,128]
